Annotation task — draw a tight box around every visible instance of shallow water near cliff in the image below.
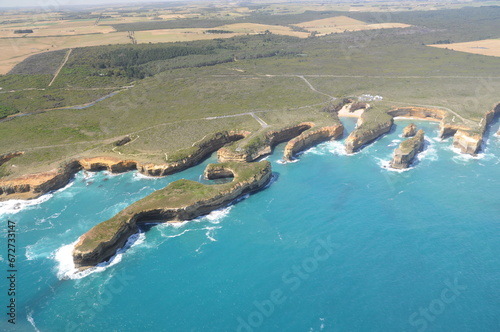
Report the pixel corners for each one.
[2,118,500,331]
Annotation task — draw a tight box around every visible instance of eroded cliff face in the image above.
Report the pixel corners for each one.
[80,157,137,173]
[139,131,248,176]
[387,107,446,121]
[388,104,500,156]
[72,161,272,269]
[391,130,425,169]
[283,124,344,161]
[0,158,138,201]
[218,123,314,162]
[345,116,393,154]
[0,160,82,200]
[0,131,248,201]
[452,131,482,154]
[446,103,500,155]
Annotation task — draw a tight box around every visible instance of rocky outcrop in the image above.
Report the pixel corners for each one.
[72,161,272,269]
[139,131,248,176]
[345,114,393,154]
[283,124,344,161]
[0,158,137,201]
[402,123,417,137]
[0,131,248,201]
[448,103,500,154]
[218,123,314,162]
[387,107,446,121]
[80,157,137,173]
[452,131,482,154]
[388,104,500,155]
[0,151,24,166]
[204,164,235,180]
[391,130,425,169]
[0,160,82,199]
[114,136,131,147]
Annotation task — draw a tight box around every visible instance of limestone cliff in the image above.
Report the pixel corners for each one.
[0,158,135,200]
[391,130,425,169]
[138,131,248,176]
[218,123,314,162]
[283,124,343,161]
[402,123,417,137]
[345,113,393,154]
[452,131,482,155]
[72,161,272,269]
[0,131,247,201]
[448,103,500,154]
[387,107,446,121]
[387,104,500,156]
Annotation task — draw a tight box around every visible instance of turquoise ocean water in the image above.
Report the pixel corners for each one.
[2,117,500,332]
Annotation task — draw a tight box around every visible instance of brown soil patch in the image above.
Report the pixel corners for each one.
[293,15,410,36]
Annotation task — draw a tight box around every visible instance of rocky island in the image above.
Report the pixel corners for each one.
[73,160,272,269]
[402,123,417,137]
[390,129,425,169]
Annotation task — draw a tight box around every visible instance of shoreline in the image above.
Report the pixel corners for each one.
[72,161,273,269]
[1,103,499,203]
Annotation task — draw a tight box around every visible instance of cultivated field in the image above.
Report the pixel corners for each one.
[0,32,131,74]
[429,39,500,58]
[294,15,411,36]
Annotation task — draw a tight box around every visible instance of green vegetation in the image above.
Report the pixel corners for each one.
[0,104,18,119]
[8,50,67,75]
[0,5,499,180]
[400,130,425,153]
[76,160,270,251]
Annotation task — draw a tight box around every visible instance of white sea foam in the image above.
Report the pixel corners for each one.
[276,158,298,164]
[203,206,232,224]
[54,232,145,280]
[376,157,411,173]
[168,220,191,229]
[388,139,401,147]
[417,140,438,162]
[27,310,41,332]
[445,145,492,164]
[82,171,95,179]
[132,171,158,181]
[0,178,79,217]
[325,140,352,156]
[0,194,53,217]
[25,239,53,261]
[204,226,219,242]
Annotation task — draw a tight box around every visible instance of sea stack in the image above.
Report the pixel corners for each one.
[402,123,417,137]
[390,130,425,169]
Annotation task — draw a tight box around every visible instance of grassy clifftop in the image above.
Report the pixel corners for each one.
[0,6,499,179]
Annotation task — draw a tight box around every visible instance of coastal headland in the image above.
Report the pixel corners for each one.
[72,160,272,269]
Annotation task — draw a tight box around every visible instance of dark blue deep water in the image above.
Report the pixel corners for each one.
[2,117,500,332]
